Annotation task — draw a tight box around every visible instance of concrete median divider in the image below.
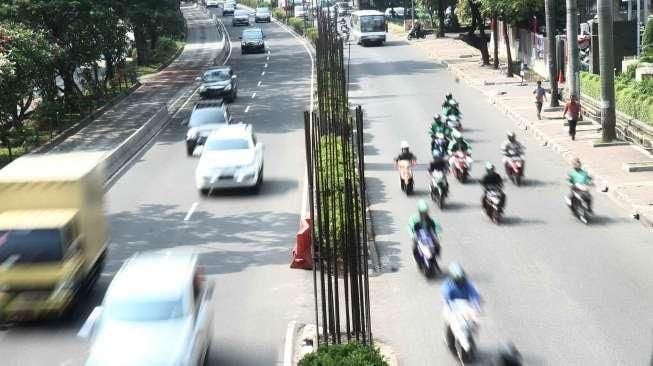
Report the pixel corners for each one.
[290,214,313,269]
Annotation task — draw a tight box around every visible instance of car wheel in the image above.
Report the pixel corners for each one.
[252,166,263,193]
[230,89,237,101]
[199,188,210,196]
[186,142,196,156]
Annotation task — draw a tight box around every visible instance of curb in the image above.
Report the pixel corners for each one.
[283,320,299,366]
[30,82,142,155]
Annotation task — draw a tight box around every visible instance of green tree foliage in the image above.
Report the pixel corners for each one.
[643,18,653,57]
[0,22,59,158]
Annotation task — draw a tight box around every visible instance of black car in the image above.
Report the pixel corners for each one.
[186,101,233,156]
[197,66,238,101]
[254,7,271,22]
[240,28,265,54]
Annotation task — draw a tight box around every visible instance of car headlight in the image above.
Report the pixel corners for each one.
[224,84,232,91]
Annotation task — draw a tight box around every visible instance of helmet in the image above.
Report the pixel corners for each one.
[507,131,516,140]
[572,157,581,169]
[433,113,441,122]
[417,199,429,214]
[448,262,466,283]
[445,92,453,100]
[401,140,409,149]
[485,162,495,171]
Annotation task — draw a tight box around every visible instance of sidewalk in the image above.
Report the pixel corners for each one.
[390,29,653,228]
[45,3,226,179]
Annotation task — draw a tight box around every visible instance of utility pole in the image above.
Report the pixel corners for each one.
[637,0,641,57]
[545,0,559,106]
[566,0,580,98]
[598,0,616,141]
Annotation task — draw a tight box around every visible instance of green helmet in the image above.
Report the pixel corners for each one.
[417,199,429,213]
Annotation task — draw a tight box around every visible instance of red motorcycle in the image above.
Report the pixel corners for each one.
[449,151,471,183]
[504,151,525,186]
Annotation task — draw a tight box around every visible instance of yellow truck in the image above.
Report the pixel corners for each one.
[0,152,108,321]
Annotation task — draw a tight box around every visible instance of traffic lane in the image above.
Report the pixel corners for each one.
[201,14,315,366]
[350,36,653,365]
[0,5,225,366]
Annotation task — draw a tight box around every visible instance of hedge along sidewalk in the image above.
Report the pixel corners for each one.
[388,28,653,228]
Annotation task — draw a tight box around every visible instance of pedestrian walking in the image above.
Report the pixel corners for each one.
[532,80,547,120]
[563,95,582,140]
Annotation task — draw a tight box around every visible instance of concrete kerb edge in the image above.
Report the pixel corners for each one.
[283,320,300,366]
[29,82,142,155]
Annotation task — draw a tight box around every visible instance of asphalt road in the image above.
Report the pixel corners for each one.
[348,35,653,364]
[0,5,314,366]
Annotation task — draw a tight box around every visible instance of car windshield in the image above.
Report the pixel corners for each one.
[0,229,63,264]
[203,69,229,82]
[234,10,248,16]
[205,138,250,151]
[189,107,226,127]
[105,297,185,322]
[256,7,269,13]
[360,15,385,32]
[243,30,262,41]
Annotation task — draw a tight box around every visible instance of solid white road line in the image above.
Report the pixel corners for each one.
[257,80,262,87]
[184,202,198,221]
[264,63,268,68]
[251,92,256,99]
[261,71,265,76]
[173,87,200,118]
[245,105,251,113]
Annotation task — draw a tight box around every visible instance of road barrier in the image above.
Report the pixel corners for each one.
[290,214,313,269]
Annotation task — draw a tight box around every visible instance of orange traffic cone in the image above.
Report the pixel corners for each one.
[290,215,313,269]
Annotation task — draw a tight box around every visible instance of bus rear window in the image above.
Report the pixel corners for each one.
[0,229,63,264]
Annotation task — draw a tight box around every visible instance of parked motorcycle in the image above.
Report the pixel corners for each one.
[483,187,503,224]
[444,299,480,363]
[569,184,592,224]
[413,229,440,278]
[429,170,449,209]
[504,149,525,186]
[450,151,470,183]
[397,159,415,195]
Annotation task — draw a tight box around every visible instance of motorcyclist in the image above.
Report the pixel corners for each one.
[441,262,481,309]
[409,21,423,38]
[408,200,442,252]
[442,98,461,119]
[501,131,524,158]
[566,157,592,209]
[429,113,451,138]
[447,130,471,156]
[394,140,417,163]
[442,92,457,109]
[480,162,505,210]
[431,132,449,158]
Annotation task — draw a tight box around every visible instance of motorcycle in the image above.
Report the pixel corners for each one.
[407,26,427,40]
[413,229,440,278]
[504,149,524,186]
[429,170,449,209]
[569,184,592,224]
[483,187,503,224]
[397,159,415,195]
[449,151,471,183]
[444,299,480,363]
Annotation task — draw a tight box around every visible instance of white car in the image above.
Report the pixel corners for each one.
[79,252,214,366]
[205,0,220,7]
[195,124,264,194]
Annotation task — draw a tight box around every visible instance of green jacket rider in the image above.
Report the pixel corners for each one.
[448,131,472,155]
[429,113,452,138]
[407,200,442,239]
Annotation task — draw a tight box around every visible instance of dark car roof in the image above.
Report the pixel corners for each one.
[190,102,229,127]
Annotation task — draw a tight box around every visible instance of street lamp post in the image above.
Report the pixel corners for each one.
[566,0,580,99]
[598,0,616,141]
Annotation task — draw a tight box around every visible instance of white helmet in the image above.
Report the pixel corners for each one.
[401,140,409,149]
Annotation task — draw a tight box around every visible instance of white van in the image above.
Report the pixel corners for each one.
[351,10,386,46]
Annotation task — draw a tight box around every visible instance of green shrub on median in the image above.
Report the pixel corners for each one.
[288,17,306,34]
[272,7,287,20]
[305,27,317,45]
[298,342,388,366]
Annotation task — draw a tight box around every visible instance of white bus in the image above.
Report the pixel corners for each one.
[351,10,387,46]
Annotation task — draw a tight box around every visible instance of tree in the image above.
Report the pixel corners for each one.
[597,0,616,141]
[0,23,59,158]
[544,0,559,106]
[464,0,491,65]
[566,0,579,98]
